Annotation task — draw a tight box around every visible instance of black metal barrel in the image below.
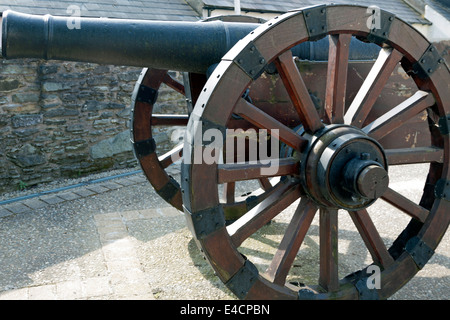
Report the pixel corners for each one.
[1,10,259,73]
[1,10,380,74]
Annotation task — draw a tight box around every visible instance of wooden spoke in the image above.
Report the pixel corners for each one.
[221,182,236,204]
[163,72,185,95]
[258,177,273,191]
[319,208,339,292]
[234,98,308,151]
[325,34,352,124]
[158,143,183,169]
[151,114,189,126]
[227,182,302,248]
[381,188,429,223]
[385,147,444,165]
[344,48,403,127]
[363,91,435,140]
[274,51,324,133]
[265,198,318,285]
[348,209,395,268]
[218,157,299,183]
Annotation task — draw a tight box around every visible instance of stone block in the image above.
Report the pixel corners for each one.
[44,108,79,118]
[11,114,43,128]
[0,79,21,91]
[2,104,40,114]
[90,130,133,159]
[42,82,68,92]
[22,198,48,210]
[12,93,40,103]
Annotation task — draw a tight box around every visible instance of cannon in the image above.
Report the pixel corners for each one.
[1,4,449,300]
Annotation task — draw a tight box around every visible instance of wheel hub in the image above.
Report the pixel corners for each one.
[300,125,388,210]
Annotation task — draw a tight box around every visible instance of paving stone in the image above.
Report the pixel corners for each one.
[94,212,122,226]
[115,178,136,186]
[0,287,28,300]
[81,277,112,298]
[39,195,65,205]
[99,182,122,190]
[85,185,110,194]
[56,280,84,300]
[0,207,14,218]
[138,208,163,219]
[22,198,48,210]
[119,210,142,221]
[158,207,182,217]
[126,175,147,184]
[58,192,82,201]
[28,285,57,300]
[72,188,96,197]
[4,203,31,214]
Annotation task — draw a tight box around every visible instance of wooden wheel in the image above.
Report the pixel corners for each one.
[182,5,449,299]
[131,67,190,210]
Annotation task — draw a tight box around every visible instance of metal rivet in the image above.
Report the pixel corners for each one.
[361,153,370,160]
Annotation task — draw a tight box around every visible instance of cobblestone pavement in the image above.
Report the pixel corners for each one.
[0,165,448,300]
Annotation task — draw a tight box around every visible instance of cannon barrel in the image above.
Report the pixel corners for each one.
[1,10,380,74]
[1,10,259,73]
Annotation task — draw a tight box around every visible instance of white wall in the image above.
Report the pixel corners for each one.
[424,4,450,41]
[412,5,450,42]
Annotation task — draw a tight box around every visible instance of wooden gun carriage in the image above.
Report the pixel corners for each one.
[2,4,449,299]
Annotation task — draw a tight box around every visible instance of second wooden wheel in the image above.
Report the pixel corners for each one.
[131,67,190,210]
[182,5,449,299]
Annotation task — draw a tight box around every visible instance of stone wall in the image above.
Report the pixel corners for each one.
[0,58,186,194]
